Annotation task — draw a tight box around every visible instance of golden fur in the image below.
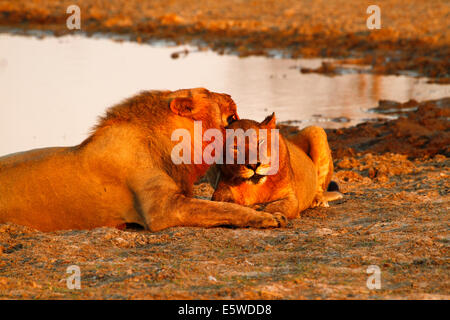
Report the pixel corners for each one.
[212,113,342,219]
[0,88,287,231]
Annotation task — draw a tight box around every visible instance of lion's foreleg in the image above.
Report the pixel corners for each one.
[133,177,287,232]
[171,195,288,230]
[211,182,235,203]
[251,195,299,219]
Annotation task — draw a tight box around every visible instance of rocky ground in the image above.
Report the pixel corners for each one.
[0,98,448,300]
[0,0,448,300]
[0,0,449,81]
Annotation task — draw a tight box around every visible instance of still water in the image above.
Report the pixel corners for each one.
[0,33,449,156]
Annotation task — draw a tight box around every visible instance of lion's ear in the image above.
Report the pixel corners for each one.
[169,97,197,117]
[261,112,276,129]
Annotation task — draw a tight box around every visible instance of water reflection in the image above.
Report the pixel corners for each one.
[0,33,448,156]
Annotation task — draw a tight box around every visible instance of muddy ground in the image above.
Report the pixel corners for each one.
[0,98,448,300]
[0,0,449,81]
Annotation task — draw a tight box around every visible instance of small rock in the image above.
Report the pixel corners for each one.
[416,237,433,246]
[316,228,333,236]
[0,277,8,285]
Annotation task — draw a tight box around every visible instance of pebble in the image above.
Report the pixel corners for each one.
[316,228,333,236]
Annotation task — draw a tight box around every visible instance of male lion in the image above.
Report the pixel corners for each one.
[0,88,287,231]
[212,113,342,219]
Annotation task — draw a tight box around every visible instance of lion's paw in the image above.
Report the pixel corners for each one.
[271,212,288,227]
[252,212,287,228]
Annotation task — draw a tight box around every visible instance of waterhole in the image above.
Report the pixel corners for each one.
[0,33,448,156]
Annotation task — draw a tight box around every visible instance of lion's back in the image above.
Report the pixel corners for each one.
[0,147,69,171]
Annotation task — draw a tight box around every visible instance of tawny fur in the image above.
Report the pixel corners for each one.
[0,88,287,232]
[212,114,342,219]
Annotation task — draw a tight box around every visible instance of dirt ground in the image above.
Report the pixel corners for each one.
[0,98,448,300]
[0,0,448,300]
[0,0,449,81]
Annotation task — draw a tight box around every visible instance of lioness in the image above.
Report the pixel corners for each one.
[212,113,342,219]
[0,88,287,231]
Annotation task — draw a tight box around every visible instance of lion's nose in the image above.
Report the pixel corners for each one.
[227,114,238,125]
[246,162,261,171]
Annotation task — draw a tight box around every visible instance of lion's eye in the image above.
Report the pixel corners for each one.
[227,114,238,125]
